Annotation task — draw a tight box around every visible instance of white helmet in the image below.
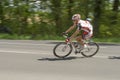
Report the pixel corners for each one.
[72,14,81,20]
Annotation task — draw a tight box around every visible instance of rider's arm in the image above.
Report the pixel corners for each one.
[70,23,81,40]
[70,29,80,40]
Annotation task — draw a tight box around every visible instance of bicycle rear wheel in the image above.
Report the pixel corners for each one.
[53,42,72,58]
[81,42,99,57]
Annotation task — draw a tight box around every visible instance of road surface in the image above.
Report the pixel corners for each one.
[0,40,120,80]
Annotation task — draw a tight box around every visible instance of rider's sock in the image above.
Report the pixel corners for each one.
[84,44,87,48]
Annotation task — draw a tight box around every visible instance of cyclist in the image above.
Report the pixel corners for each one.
[63,14,93,49]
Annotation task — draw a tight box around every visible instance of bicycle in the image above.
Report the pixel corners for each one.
[53,34,99,58]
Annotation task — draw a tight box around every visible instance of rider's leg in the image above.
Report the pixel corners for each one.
[76,31,89,48]
[76,35,84,47]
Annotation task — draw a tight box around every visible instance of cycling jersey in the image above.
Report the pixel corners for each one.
[77,20,93,39]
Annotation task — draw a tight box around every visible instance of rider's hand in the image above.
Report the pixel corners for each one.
[62,32,68,38]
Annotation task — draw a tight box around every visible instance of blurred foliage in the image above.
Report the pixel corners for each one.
[0,0,120,39]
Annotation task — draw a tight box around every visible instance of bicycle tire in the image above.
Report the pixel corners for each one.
[81,42,99,57]
[53,42,73,58]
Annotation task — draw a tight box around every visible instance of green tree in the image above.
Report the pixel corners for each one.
[93,0,104,37]
[50,0,62,35]
[0,1,4,26]
[111,0,119,24]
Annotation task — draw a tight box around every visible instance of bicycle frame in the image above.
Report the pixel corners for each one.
[65,37,82,53]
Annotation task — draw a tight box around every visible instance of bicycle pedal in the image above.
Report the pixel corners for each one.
[75,51,80,54]
[75,51,78,54]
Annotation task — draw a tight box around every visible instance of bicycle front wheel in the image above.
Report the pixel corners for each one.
[53,42,72,58]
[81,42,99,57]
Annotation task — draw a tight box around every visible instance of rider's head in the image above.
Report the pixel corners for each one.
[72,14,81,21]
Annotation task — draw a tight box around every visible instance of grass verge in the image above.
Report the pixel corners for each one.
[0,34,120,43]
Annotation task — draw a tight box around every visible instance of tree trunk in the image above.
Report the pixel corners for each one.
[93,0,103,37]
[0,1,4,27]
[84,0,89,19]
[112,0,119,11]
[68,0,73,20]
[111,0,119,24]
[51,0,62,35]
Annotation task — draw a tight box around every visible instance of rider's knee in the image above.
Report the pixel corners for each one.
[76,37,82,42]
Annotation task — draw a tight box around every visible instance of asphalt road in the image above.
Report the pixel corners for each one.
[0,40,120,80]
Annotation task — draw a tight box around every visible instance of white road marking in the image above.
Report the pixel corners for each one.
[0,50,52,55]
[0,42,55,46]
